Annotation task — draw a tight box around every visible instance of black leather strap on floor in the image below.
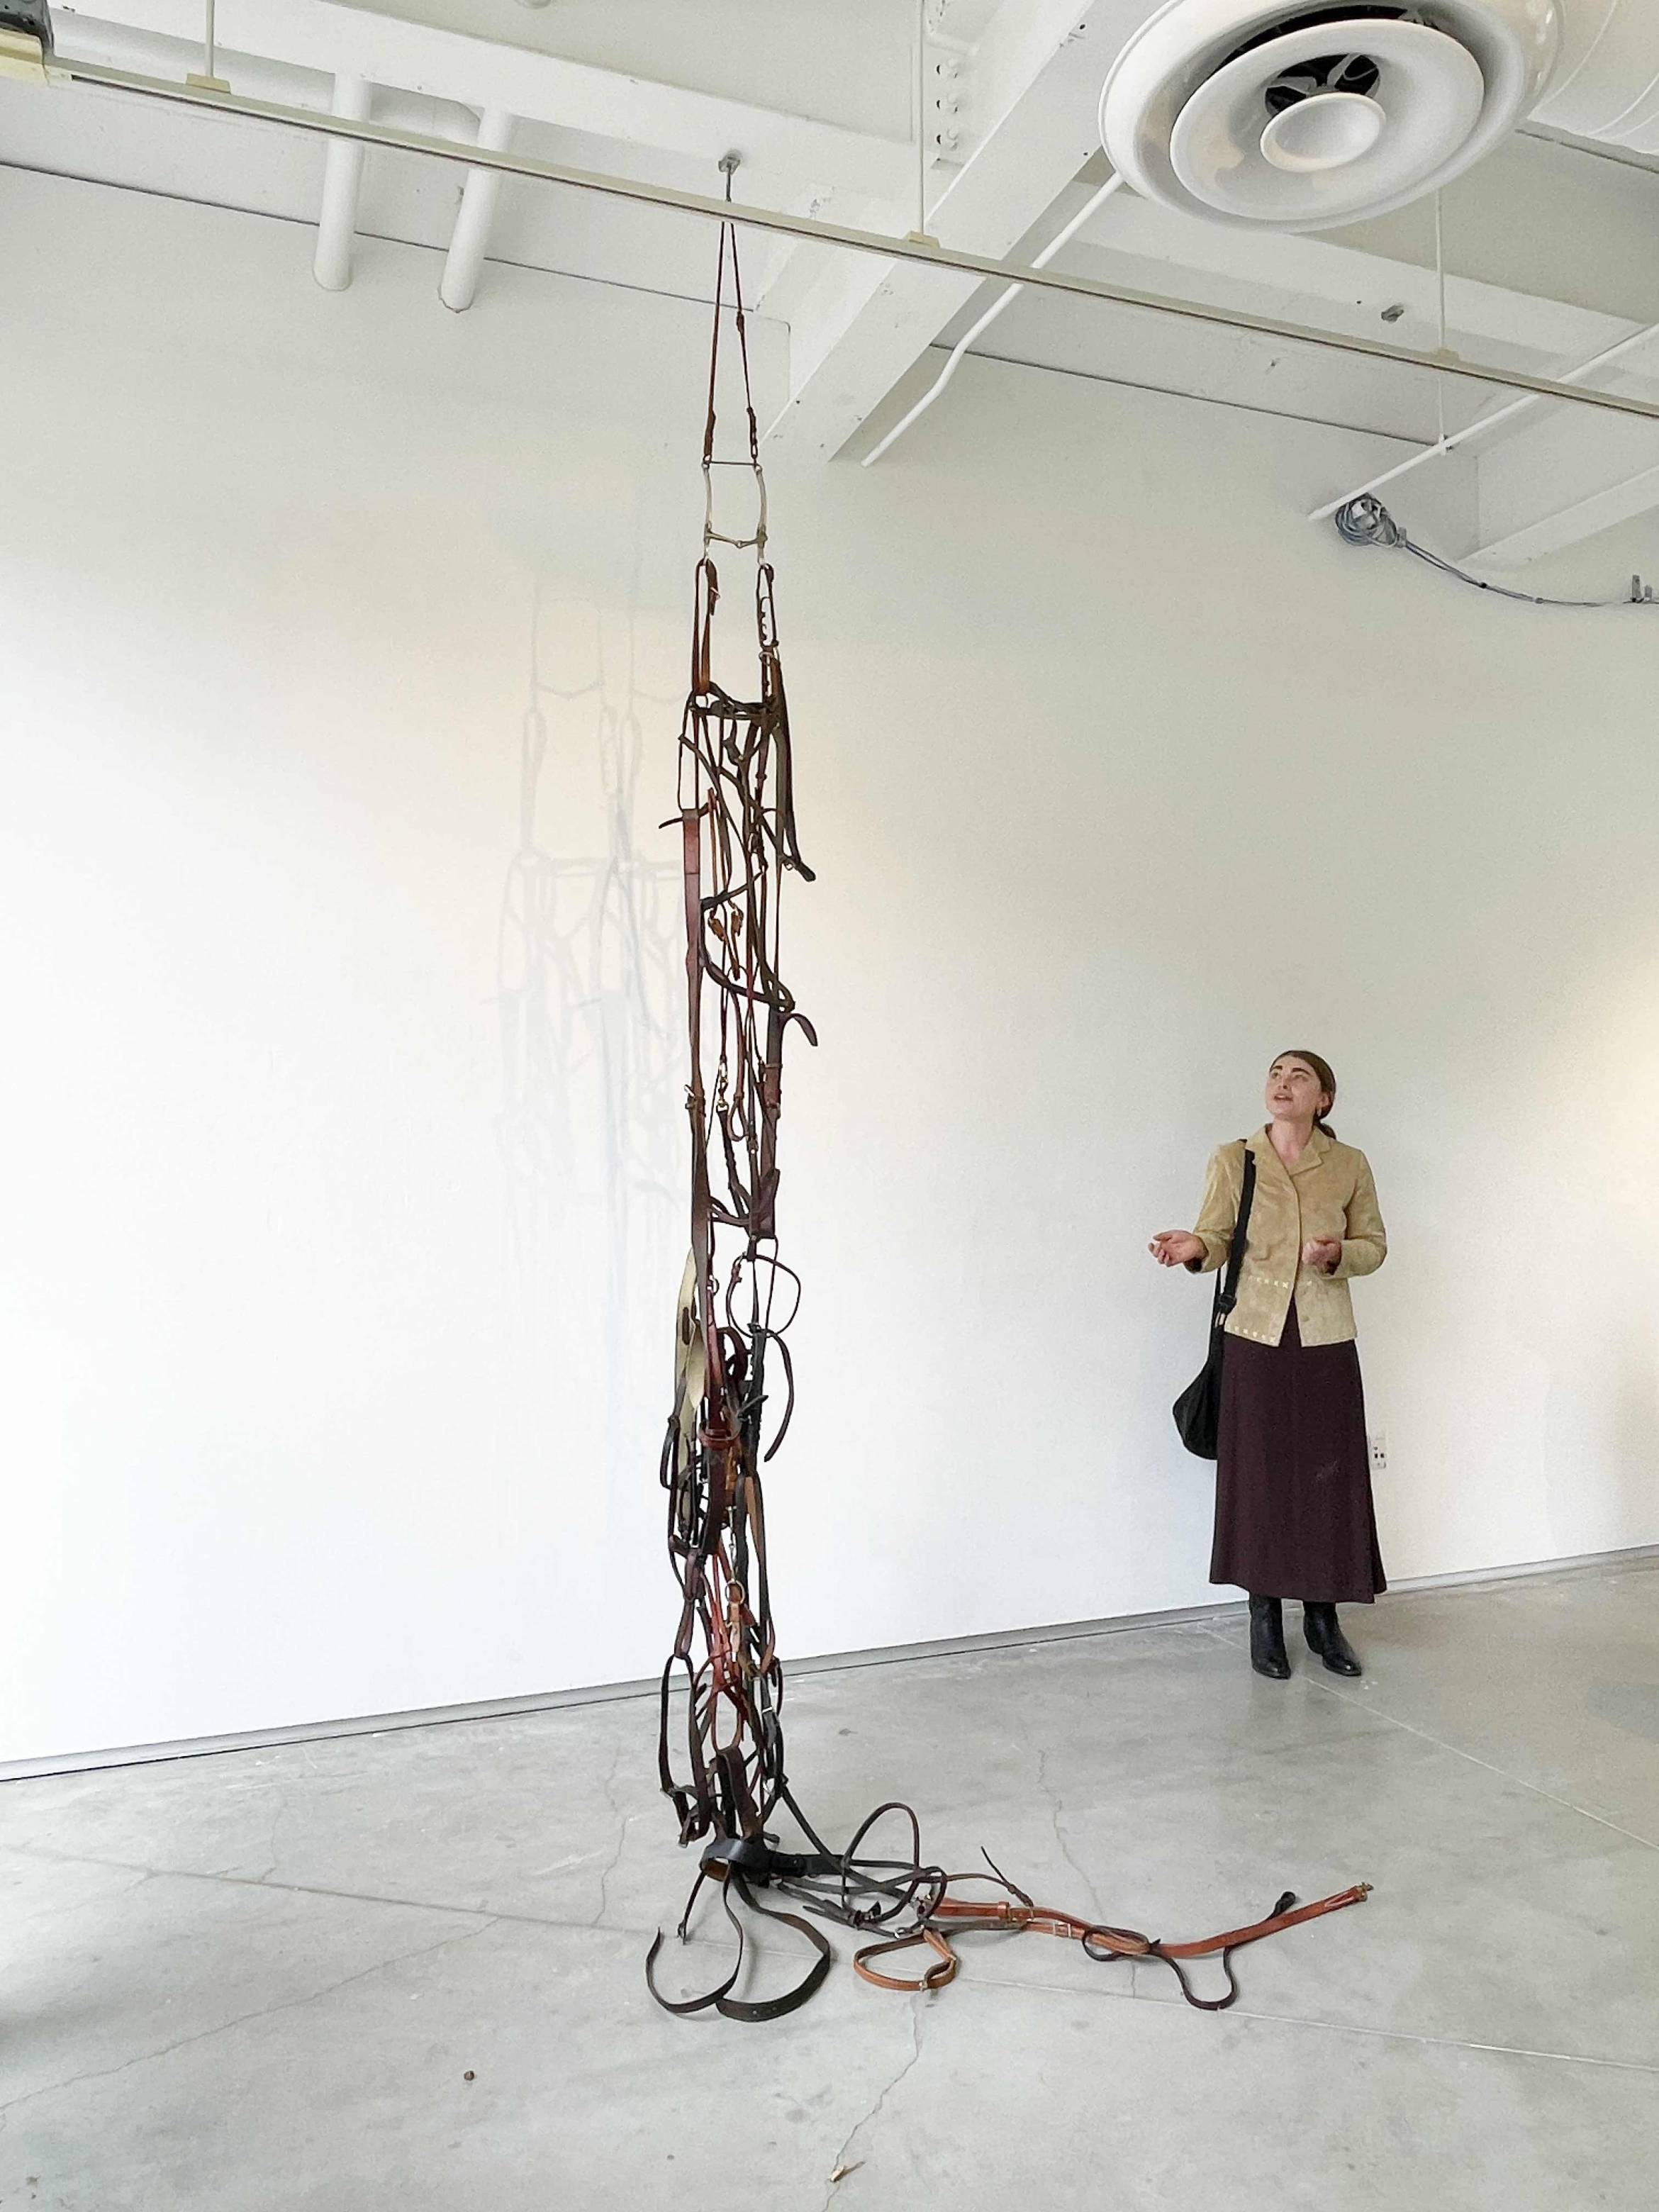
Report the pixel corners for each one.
[646,1870,832,2023]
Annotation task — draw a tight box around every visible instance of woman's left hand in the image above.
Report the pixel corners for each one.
[1301,1238,1342,1273]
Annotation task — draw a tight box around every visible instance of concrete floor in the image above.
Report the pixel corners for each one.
[3,1562,1658,2209]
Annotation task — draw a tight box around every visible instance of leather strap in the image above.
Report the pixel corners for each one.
[652,208,825,2006]
[851,1880,1371,2009]
[646,1870,834,2022]
[1214,1139,1258,1324]
[648,211,1374,2033]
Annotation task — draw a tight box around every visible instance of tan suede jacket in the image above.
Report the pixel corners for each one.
[1189,1126,1386,1347]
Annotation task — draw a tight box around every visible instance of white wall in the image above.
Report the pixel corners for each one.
[4,167,1657,1765]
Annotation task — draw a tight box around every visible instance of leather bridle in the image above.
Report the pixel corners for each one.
[648,210,1371,2023]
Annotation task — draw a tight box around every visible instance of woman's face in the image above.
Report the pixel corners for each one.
[1266,1056,1331,1126]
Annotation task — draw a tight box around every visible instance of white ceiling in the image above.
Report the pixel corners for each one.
[361,0,941,136]
[7,0,1659,566]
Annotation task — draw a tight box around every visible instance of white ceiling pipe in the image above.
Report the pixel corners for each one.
[861,173,1124,467]
[440,107,515,313]
[313,73,371,292]
[1307,312,1659,523]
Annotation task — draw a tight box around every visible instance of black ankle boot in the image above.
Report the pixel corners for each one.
[1249,1595,1290,1680]
[1303,1602,1362,1677]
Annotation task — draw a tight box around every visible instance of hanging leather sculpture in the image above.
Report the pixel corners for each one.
[649,207,1370,2021]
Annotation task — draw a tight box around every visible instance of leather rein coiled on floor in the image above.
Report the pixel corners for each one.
[647,207,1371,2023]
[850,1867,1374,2011]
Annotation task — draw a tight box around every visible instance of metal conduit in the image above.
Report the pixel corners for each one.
[1308,315,1659,525]
[861,172,1126,467]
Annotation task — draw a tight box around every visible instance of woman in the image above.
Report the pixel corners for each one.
[1149,1052,1387,1680]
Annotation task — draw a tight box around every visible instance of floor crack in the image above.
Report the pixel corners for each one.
[820,1991,926,2205]
[0,1843,659,1938]
[589,1740,632,1928]
[0,1916,500,2119]
[250,1777,291,1884]
[1037,1744,1102,1925]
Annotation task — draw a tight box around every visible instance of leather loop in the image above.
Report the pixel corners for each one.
[854,1926,959,1993]
[649,208,1373,2031]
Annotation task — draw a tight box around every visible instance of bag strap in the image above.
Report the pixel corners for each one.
[1212,1141,1258,1325]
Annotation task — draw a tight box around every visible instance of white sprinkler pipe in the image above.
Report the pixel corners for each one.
[1307,315,1659,525]
[862,172,1125,467]
[313,74,372,292]
[440,107,515,313]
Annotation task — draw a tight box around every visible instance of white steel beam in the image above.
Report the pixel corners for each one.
[31,48,1659,440]
[861,174,1127,467]
[762,0,1154,458]
[1473,461,1659,566]
[1083,195,1643,369]
[1465,389,1659,564]
[55,0,912,196]
[1307,317,1659,525]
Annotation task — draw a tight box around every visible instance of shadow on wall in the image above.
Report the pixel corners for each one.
[494,575,683,1560]
[1526,948,1659,1560]
[1541,1308,1659,1561]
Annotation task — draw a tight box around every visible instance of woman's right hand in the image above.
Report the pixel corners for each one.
[1149,1231,1206,1269]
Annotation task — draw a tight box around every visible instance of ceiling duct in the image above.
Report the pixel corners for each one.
[1530,2,1659,152]
[1101,0,1559,229]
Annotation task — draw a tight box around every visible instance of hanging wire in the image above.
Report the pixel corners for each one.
[702,157,769,559]
[1334,494,1656,608]
[1344,199,1656,611]
[1432,191,1448,450]
[915,0,929,237]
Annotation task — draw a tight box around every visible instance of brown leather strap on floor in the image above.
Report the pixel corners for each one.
[854,1924,960,1994]
[851,1882,1373,2009]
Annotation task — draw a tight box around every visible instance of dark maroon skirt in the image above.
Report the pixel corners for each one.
[1210,1303,1385,1604]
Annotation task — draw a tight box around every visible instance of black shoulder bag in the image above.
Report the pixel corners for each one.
[1171,1143,1256,1460]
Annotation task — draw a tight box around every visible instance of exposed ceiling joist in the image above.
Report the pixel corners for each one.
[761,0,1152,458]
[16,0,1659,572]
[1463,373,1659,566]
[56,0,912,196]
[1475,461,1659,567]
[29,46,1659,442]
[1080,197,1647,374]
[859,176,1657,469]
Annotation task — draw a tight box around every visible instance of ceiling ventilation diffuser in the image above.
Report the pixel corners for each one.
[1101,0,1560,230]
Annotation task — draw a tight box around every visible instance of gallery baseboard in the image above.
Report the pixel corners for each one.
[6,1540,1657,1783]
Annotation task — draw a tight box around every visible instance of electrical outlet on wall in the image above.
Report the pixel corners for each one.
[1368,1431,1388,1475]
